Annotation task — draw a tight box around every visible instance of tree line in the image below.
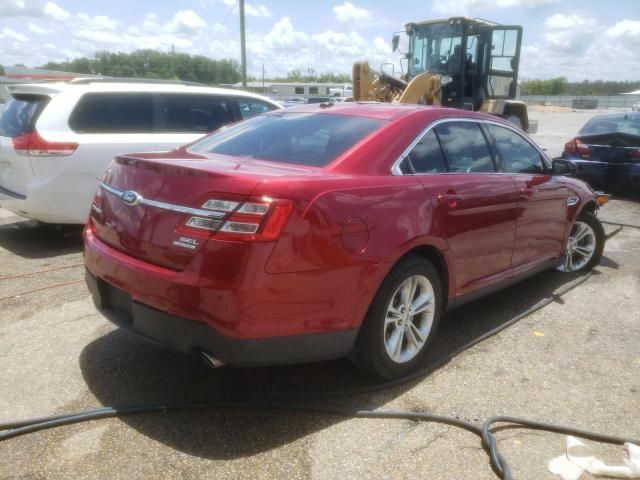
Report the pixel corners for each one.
[37,50,351,85]
[521,77,640,96]
[18,51,640,93]
[41,50,242,85]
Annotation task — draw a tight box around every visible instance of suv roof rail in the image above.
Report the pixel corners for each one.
[68,77,209,87]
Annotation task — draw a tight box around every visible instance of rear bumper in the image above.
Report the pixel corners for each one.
[85,269,358,366]
[0,174,97,224]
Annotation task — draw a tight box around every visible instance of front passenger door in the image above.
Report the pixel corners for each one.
[408,122,519,295]
[486,124,567,269]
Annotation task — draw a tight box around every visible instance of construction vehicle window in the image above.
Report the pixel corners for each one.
[487,124,545,174]
[435,122,495,173]
[405,130,447,174]
[491,29,517,72]
[409,23,463,76]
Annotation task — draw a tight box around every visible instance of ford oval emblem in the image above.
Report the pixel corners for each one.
[121,190,142,207]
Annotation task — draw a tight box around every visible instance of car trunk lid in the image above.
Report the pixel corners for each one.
[91,151,317,270]
[577,132,640,163]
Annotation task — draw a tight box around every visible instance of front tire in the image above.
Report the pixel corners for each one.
[350,255,442,379]
[556,211,604,273]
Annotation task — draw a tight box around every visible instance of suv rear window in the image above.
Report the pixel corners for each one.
[155,94,235,133]
[188,112,384,167]
[0,94,50,138]
[69,93,153,133]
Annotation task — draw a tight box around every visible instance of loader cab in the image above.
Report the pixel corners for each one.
[404,17,522,111]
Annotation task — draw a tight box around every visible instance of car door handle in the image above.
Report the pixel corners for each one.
[437,194,463,207]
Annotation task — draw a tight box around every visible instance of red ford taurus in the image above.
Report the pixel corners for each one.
[84,103,604,378]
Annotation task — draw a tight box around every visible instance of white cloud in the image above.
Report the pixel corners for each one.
[28,22,50,35]
[432,0,556,15]
[246,4,272,17]
[43,1,69,20]
[605,19,640,38]
[520,14,640,80]
[545,13,596,30]
[165,10,207,33]
[1,27,28,43]
[333,2,372,23]
[0,0,41,18]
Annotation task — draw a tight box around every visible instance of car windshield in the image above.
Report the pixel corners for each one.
[188,112,385,167]
[579,114,640,137]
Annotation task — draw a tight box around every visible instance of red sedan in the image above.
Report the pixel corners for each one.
[84,103,605,379]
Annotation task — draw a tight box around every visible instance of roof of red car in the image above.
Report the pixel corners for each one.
[279,102,434,120]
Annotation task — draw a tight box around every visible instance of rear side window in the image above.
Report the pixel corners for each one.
[236,98,275,120]
[404,130,447,173]
[435,122,495,172]
[188,112,385,167]
[69,93,153,133]
[155,94,235,133]
[487,124,545,174]
[0,94,50,138]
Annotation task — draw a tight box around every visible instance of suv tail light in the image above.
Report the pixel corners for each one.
[180,197,294,242]
[564,138,589,157]
[13,132,78,157]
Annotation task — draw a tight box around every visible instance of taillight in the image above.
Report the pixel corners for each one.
[564,138,589,157]
[180,197,294,242]
[12,132,78,157]
[633,148,640,160]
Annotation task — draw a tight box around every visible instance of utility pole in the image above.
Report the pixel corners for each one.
[240,0,247,88]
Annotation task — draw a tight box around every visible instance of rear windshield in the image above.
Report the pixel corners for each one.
[188,112,385,167]
[580,114,640,137]
[0,94,50,138]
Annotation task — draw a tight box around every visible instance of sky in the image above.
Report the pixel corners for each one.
[0,0,638,81]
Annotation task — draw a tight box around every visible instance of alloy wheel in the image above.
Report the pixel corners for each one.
[384,275,436,364]
[556,221,597,272]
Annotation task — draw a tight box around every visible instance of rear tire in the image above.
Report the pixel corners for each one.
[556,211,604,273]
[350,255,442,379]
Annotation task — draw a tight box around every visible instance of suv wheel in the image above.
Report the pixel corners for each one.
[350,255,442,379]
[556,212,604,273]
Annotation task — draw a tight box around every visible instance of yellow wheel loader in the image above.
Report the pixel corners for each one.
[353,17,537,133]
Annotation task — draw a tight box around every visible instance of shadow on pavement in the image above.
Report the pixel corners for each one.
[0,220,83,258]
[80,268,586,460]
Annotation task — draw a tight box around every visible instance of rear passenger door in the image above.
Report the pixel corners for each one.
[486,123,568,268]
[403,120,519,295]
[153,94,236,150]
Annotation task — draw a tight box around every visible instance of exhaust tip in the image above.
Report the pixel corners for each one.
[199,351,225,369]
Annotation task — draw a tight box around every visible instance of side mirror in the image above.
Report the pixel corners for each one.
[392,34,400,52]
[552,159,577,176]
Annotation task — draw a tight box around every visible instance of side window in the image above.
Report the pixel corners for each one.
[69,93,153,133]
[487,124,545,174]
[404,129,447,173]
[155,94,234,133]
[295,87,304,94]
[309,86,318,95]
[236,98,275,119]
[435,122,495,172]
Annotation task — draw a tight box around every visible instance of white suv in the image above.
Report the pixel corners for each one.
[0,79,280,224]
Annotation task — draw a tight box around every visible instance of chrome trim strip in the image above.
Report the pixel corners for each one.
[99,182,226,219]
[391,117,551,176]
[567,196,579,206]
